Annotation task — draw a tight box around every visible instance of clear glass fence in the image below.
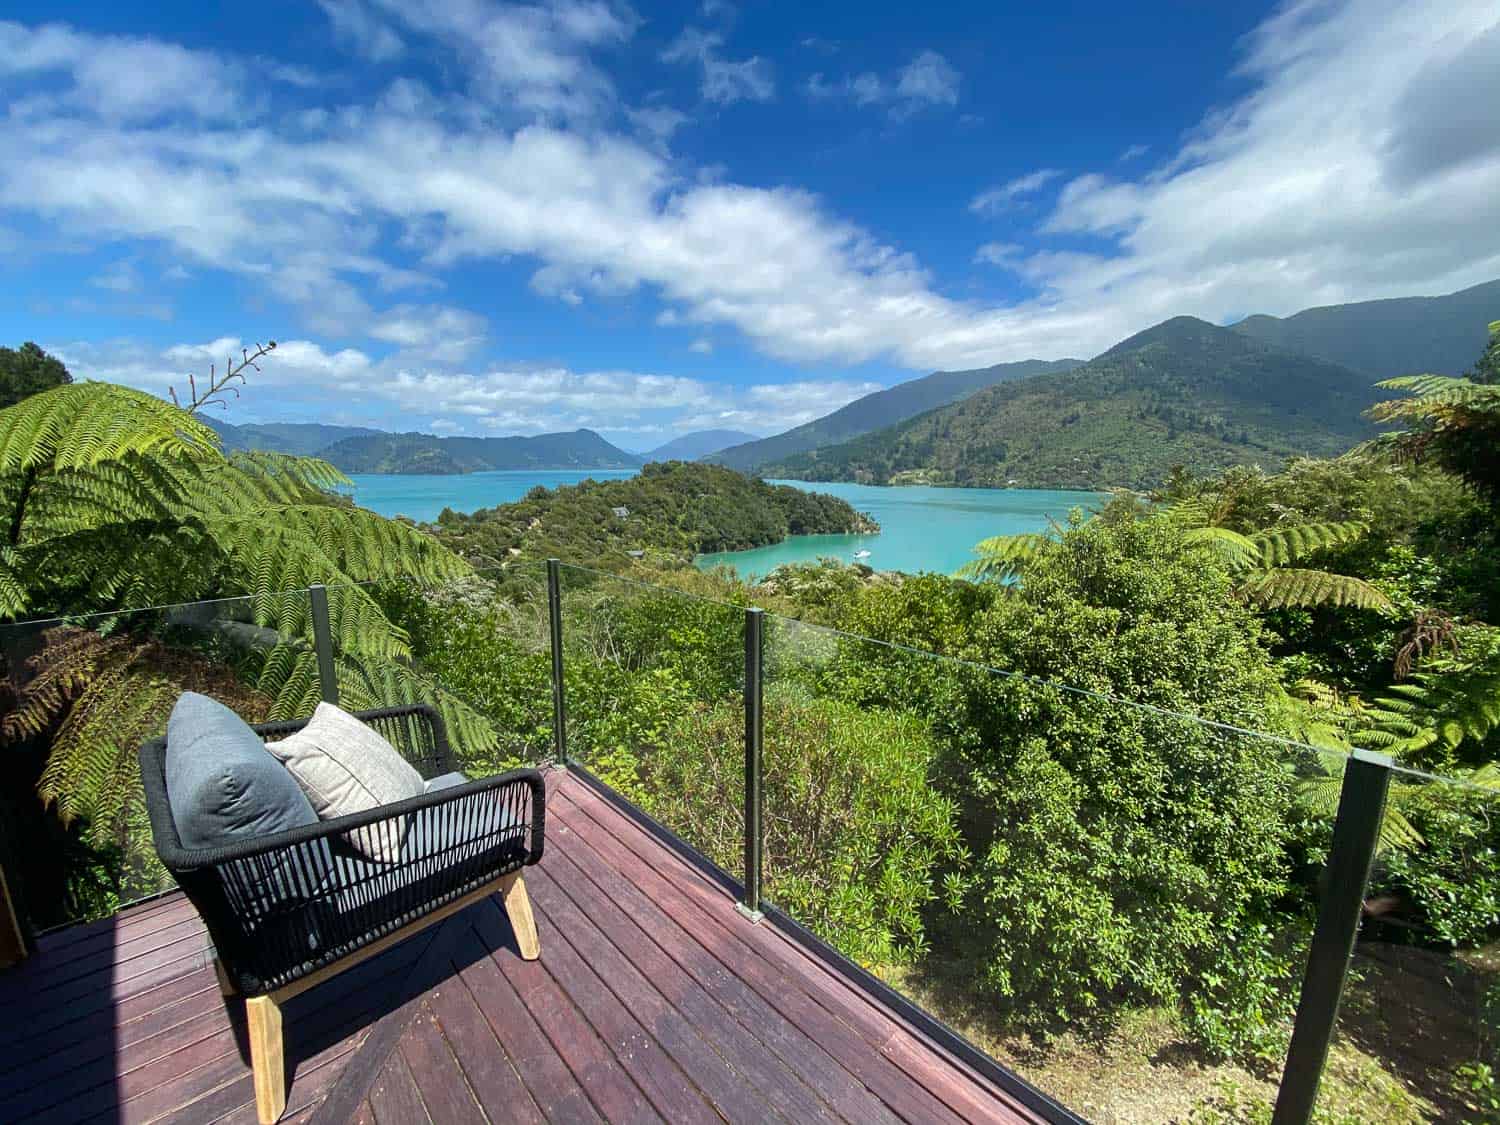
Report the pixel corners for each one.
[0,593,303,924]
[554,561,746,885]
[754,608,1497,1123]
[1328,767,1500,1122]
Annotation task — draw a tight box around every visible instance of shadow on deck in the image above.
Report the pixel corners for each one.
[0,770,1056,1124]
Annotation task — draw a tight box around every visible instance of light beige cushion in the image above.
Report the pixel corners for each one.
[266,703,425,862]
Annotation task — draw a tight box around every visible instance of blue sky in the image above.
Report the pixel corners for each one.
[1,1,1497,449]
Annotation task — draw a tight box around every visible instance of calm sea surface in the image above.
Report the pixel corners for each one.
[346,471,1100,577]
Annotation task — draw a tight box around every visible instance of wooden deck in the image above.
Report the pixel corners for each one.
[0,770,1055,1124]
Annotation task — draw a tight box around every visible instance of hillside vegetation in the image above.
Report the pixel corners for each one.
[430,460,877,568]
[322,428,641,474]
[709,357,1080,472]
[1233,277,1500,378]
[205,418,381,456]
[767,317,1381,489]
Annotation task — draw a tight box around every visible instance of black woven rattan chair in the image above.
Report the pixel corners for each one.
[140,703,544,1124]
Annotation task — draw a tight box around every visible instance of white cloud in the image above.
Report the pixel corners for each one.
[688,337,713,354]
[0,20,248,122]
[893,50,960,112]
[56,334,887,440]
[662,28,773,104]
[1119,143,1150,162]
[974,242,1023,267]
[970,169,1063,215]
[806,50,960,119]
[369,305,488,362]
[317,0,404,61]
[90,260,141,292]
[6,0,1500,385]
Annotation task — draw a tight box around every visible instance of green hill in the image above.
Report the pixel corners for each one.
[205,419,381,456]
[644,429,760,461]
[321,429,643,474]
[430,460,877,569]
[1232,278,1500,378]
[766,317,1382,490]
[708,358,1081,472]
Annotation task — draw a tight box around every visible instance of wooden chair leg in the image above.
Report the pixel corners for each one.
[500,871,540,960]
[214,957,237,997]
[246,994,286,1124]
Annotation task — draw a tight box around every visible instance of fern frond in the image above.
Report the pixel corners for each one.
[959,532,1052,581]
[0,384,220,472]
[1239,567,1392,611]
[1296,758,1425,854]
[1250,521,1367,567]
[1181,525,1260,572]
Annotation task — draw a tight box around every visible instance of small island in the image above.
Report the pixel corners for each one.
[428,460,877,570]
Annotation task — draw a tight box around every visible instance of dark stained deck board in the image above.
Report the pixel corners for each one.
[553,777,1050,1125]
[549,784,982,1123]
[0,769,1045,1125]
[534,827,884,1125]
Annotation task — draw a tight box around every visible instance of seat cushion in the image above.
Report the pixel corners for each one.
[165,692,318,849]
[266,702,426,862]
[320,786,527,930]
[424,771,470,794]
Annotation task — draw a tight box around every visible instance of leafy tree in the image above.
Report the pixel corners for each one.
[835,516,1303,1057]
[1365,320,1500,505]
[0,378,490,881]
[961,495,1389,611]
[0,342,71,410]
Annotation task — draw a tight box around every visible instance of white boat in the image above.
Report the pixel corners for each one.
[852,549,872,559]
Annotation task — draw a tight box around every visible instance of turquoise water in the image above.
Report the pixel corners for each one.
[346,469,639,523]
[698,481,1102,577]
[346,469,1099,577]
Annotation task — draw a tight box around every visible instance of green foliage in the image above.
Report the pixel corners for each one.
[1372,771,1500,947]
[1359,630,1500,772]
[710,358,1080,473]
[432,460,875,570]
[639,685,967,966]
[831,516,1303,1054]
[1365,324,1500,506]
[321,428,640,474]
[0,342,71,410]
[767,317,1380,489]
[0,380,495,882]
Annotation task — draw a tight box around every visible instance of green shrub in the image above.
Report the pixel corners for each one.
[637,685,966,967]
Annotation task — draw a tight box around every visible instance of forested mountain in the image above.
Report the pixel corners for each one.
[766,317,1381,490]
[430,460,877,568]
[708,358,1081,472]
[205,418,382,456]
[644,429,759,461]
[1232,278,1500,378]
[321,429,643,474]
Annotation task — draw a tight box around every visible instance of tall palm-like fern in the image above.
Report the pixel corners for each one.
[960,499,1391,611]
[1356,632,1500,769]
[0,380,494,867]
[1360,319,1500,505]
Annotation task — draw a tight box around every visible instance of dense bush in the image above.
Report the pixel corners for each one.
[1374,780,1500,947]
[638,685,965,966]
[820,515,1304,1055]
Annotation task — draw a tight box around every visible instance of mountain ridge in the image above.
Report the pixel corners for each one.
[320,429,643,475]
[644,428,760,462]
[764,316,1383,490]
[707,357,1082,472]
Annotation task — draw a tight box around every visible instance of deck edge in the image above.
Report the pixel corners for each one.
[562,762,1089,1125]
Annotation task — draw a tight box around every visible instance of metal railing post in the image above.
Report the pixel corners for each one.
[1272,752,1393,1125]
[546,559,568,768]
[308,584,338,705]
[738,606,765,922]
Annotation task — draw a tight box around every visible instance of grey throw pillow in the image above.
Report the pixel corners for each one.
[165,692,318,849]
[266,702,426,863]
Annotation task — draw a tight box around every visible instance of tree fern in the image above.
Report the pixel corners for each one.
[0,377,498,879]
[957,531,1051,580]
